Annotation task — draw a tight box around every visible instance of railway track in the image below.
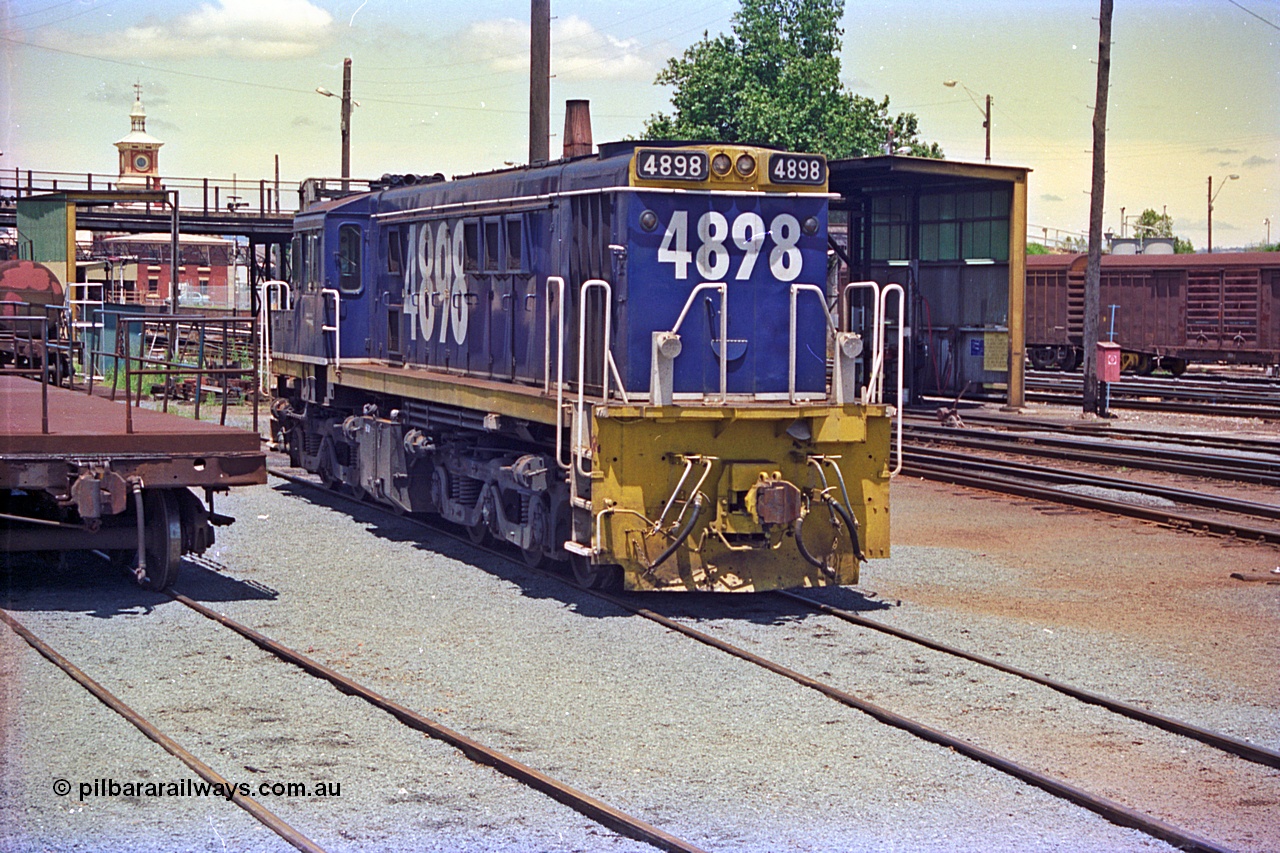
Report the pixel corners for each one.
[1,564,709,853]
[900,419,1280,543]
[0,608,327,853]
[269,466,1266,853]
[164,588,707,853]
[1020,371,1280,419]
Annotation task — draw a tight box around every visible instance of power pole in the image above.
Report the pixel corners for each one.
[1082,0,1112,416]
[341,57,352,191]
[983,94,992,163]
[529,0,550,164]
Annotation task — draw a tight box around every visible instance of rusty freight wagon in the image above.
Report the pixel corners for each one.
[1025,252,1280,374]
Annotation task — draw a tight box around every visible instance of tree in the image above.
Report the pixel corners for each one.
[642,0,942,159]
[1133,208,1194,253]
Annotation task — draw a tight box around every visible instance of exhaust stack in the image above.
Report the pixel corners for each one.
[562,100,593,159]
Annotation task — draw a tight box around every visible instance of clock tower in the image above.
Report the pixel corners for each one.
[115,84,163,188]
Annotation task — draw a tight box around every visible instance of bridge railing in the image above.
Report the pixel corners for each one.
[0,169,374,219]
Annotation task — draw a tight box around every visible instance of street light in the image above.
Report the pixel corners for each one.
[943,79,991,162]
[1207,173,1239,253]
[316,57,359,189]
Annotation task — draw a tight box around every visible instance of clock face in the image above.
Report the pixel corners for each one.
[133,153,151,171]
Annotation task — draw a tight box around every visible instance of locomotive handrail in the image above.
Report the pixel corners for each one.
[257,280,290,396]
[574,279,615,479]
[788,283,840,404]
[320,288,341,373]
[843,280,882,398]
[547,276,570,471]
[873,283,905,476]
[667,282,728,403]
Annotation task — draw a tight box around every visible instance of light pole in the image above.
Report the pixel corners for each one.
[1266,217,1272,246]
[1207,173,1239,253]
[316,57,358,189]
[943,79,991,162]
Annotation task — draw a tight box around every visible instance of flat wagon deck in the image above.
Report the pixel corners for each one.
[1,376,266,590]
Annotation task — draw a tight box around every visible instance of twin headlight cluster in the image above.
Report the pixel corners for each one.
[711,151,757,178]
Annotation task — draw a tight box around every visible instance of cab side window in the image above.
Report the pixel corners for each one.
[337,224,362,293]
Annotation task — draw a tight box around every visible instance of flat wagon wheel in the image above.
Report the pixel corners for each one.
[135,489,183,592]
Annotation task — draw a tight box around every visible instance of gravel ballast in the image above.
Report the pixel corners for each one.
[3,410,1277,851]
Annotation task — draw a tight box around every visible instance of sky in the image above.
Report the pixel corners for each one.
[1,0,1277,249]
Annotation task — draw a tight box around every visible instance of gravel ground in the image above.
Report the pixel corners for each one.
[2,403,1276,852]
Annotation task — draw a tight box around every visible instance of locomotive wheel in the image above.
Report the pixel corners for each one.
[135,489,183,592]
[1162,357,1187,376]
[521,496,549,568]
[467,521,491,546]
[1135,354,1156,375]
[570,555,622,591]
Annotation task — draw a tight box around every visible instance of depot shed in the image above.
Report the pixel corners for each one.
[827,156,1030,407]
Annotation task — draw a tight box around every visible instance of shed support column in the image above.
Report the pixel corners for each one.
[1003,174,1028,410]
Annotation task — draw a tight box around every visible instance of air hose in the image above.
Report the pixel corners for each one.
[649,492,706,570]
[795,493,864,577]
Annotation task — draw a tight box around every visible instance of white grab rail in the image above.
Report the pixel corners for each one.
[574,279,614,478]
[878,282,906,476]
[842,280,881,402]
[256,280,291,396]
[788,283,840,404]
[666,281,728,403]
[320,287,341,373]
[546,276,570,471]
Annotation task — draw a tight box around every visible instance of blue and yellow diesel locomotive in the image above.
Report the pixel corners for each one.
[269,141,894,591]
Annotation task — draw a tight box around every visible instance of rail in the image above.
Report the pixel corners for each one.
[546,276,570,471]
[88,312,260,434]
[873,283,905,476]
[573,279,619,480]
[787,283,840,404]
[0,168,375,219]
[842,280,881,398]
[257,281,292,394]
[666,282,728,403]
[0,307,72,433]
[320,288,341,374]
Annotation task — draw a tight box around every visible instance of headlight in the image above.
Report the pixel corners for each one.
[735,154,756,177]
[711,153,732,176]
[801,216,820,236]
[639,210,659,232]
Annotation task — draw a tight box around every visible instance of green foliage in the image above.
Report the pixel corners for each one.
[1256,242,1280,252]
[642,0,942,159]
[1027,242,1052,255]
[1135,208,1173,237]
[1132,208,1195,253]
